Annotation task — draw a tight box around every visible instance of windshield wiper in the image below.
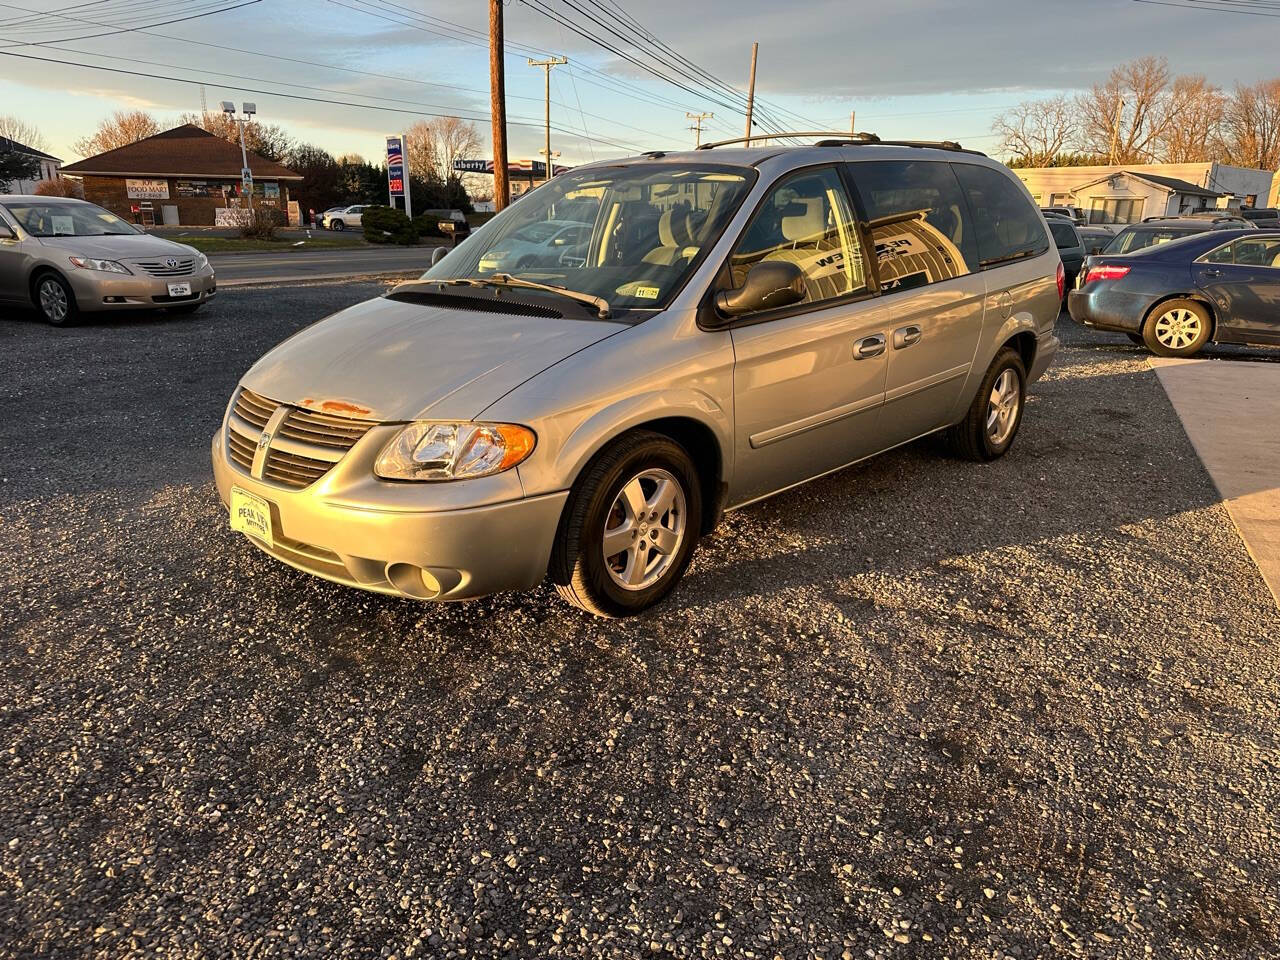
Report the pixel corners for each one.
[438,274,612,320]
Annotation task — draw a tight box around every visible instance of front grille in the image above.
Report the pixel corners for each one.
[225,387,375,489]
[133,258,195,277]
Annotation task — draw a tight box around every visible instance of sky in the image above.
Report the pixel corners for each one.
[0,0,1276,169]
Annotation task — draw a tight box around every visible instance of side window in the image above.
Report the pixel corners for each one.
[953,163,1050,267]
[848,160,976,293]
[1233,237,1280,268]
[1202,241,1235,264]
[728,167,866,308]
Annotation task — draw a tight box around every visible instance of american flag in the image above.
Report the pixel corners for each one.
[387,148,403,167]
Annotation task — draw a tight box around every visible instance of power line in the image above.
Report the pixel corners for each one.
[0,0,263,48]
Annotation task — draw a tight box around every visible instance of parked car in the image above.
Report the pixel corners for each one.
[1239,206,1280,228]
[213,141,1061,616]
[0,195,216,326]
[1041,204,1086,226]
[323,205,367,230]
[1100,217,1254,256]
[1068,228,1280,356]
[1047,218,1084,292]
[476,218,590,271]
[1076,226,1115,255]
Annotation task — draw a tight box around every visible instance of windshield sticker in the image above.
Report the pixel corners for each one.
[633,285,660,299]
[51,216,75,235]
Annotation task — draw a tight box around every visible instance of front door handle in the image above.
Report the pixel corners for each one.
[1201,268,1223,278]
[853,333,886,360]
[893,324,923,349]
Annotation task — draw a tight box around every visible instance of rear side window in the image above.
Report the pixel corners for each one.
[953,163,1049,267]
[847,160,976,292]
[1048,220,1079,248]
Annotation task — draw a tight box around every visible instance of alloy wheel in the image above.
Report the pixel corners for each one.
[1153,307,1202,350]
[39,279,68,323]
[602,468,686,591]
[985,368,1021,446]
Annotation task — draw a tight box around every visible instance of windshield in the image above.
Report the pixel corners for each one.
[422,163,756,313]
[1048,220,1078,248]
[1103,227,1197,254]
[3,201,139,237]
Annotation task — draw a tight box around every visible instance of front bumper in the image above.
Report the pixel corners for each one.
[211,430,568,601]
[69,266,217,312]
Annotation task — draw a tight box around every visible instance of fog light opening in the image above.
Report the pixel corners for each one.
[386,562,441,600]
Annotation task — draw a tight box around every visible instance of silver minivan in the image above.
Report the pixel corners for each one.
[213,137,1061,616]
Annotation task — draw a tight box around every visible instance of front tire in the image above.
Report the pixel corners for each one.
[943,347,1026,461]
[1142,299,1211,357]
[1126,332,1145,345]
[330,219,345,232]
[550,431,702,617]
[33,272,77,326]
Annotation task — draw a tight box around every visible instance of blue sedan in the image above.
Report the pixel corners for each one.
[1067,228,1280,356]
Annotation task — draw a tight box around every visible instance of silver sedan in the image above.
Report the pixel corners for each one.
[0,195,216,325]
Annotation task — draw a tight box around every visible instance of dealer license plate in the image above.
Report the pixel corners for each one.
[168,281,193,297]
[229,487,274,548]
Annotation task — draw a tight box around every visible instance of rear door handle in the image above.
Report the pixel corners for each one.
[893,324,923,349]
[853,333,886,360]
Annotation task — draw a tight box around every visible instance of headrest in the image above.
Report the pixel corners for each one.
[781,198,824,242]
[657,207,693,247]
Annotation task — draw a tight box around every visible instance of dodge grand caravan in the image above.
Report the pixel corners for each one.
[213,135,1061,616]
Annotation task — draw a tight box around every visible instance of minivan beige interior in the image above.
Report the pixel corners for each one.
[213,135,1061,616]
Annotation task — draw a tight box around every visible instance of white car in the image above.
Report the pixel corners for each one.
[477,219,590,272]
[323,205,366,231]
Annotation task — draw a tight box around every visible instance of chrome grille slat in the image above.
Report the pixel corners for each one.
[132,258,196,278]
[225,387,375,489]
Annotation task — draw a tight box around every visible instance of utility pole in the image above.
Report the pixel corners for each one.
[743,42,758,142]
[850,110,855,135]
[489,0,509,210]
[529,56,567,184]
[686,111,713,148]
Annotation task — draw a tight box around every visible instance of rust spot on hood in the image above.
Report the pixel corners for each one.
[299,397,374,417]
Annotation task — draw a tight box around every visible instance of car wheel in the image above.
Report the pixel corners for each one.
[943,346,1026,462]
[33,272,77,326]
[1126,333,1145,345]
[1142,299,1211,357]
[550,431,703,617]
[331,219,345,231]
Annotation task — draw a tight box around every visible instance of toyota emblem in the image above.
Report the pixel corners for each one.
[165,257,180,268]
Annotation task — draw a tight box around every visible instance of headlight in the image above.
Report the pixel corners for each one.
[374,422,535,481]
[192,250,209,268]
[68,256,131,274]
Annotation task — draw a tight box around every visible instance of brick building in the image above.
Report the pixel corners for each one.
[60,124,301,226]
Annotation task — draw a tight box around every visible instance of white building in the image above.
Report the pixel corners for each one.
[1013,162,1275,225]
[0,136,62,194]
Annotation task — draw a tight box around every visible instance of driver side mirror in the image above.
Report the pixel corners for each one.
[714,261,806,319]
[430,246,449,266]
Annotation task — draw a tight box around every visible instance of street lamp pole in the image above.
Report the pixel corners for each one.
[222,100,256,213]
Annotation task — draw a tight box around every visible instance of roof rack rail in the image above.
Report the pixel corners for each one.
[695,130,984,155]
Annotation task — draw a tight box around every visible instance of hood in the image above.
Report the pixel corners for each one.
[37,233,196,260]
[241,294,625,422]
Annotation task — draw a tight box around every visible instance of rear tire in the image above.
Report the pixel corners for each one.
[1142,299,1211,357]
[550,431,702,617]
[943,347,1026,462]
[32,271,78,326]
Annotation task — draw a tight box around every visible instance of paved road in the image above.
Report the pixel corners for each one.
[210,246,436,286]
[1152,356,1280,607]
[2,288,1279,958]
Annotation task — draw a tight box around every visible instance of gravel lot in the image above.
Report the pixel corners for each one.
[2,287,1278,959]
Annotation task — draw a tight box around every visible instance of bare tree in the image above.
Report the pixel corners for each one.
[73,110,161,157]
[179,112,294,162]
[0,115,47,152]
[1154,75,1225,163]
[34,177,84,198]
[1076,56,1182,164]
[405,117,482,183]
[1219,79,1280,170]
[993,96,1076,166]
